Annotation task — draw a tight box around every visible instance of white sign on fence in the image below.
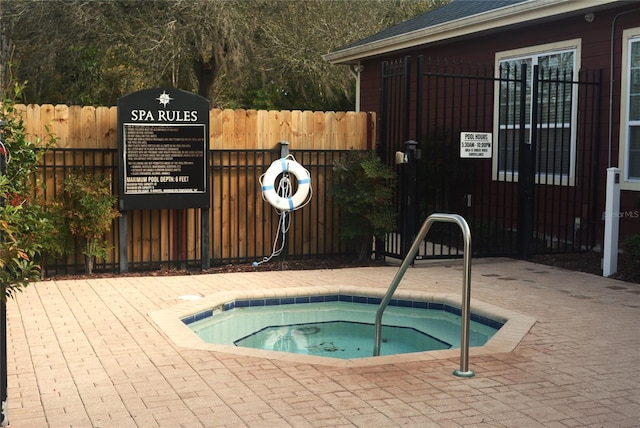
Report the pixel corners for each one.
[460,132,492,158]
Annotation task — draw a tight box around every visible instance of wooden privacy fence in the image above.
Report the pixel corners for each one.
[18,105,375,273]
[17,105,374,150]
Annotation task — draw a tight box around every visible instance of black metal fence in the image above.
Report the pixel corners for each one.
[379,56,602,260]
[35,147,353,275]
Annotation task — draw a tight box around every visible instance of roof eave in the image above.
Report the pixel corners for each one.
[323,0,622,65]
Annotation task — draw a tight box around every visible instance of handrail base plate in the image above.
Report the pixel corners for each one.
[453,369,475,378]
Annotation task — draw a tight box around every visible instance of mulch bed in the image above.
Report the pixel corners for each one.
[531,251,640,284]
[44,256,386,281]
[45,252,639,285]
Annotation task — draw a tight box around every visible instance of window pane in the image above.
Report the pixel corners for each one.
[498,128,522,174]
[499,60,531,126]
[627,41,640,180]
[537,127,571,176]
[497,49,575,180]
[539,51,574,76]
[538,52,574,124]
[631,41,640,68]
[538,70,573,124]
[630,43,640,120]
[630,93,640,121]
[629,126,640,180]
[631,69,640,94]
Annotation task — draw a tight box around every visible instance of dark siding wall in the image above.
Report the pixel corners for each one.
[360,64,381,120]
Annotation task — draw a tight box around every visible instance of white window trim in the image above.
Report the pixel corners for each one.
[619,28,640,191]
[492,39,581,186]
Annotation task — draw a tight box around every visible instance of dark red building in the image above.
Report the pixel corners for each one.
[325,0,640,263]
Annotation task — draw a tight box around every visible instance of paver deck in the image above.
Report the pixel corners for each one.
[5,258,640,427]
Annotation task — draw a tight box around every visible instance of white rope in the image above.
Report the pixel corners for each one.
[253,171,293,267]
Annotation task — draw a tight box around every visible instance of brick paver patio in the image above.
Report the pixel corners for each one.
[5,258,640,427]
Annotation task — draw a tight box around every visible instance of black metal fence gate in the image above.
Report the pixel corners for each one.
[378,56,602,260]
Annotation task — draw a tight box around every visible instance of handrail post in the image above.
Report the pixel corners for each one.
[453,216,475,378]
[373,213,475,378]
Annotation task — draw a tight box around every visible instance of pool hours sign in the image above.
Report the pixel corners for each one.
[118,88,210,210]
[460,132,492,158]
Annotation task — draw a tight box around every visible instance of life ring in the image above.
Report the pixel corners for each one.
[261,157,311,211]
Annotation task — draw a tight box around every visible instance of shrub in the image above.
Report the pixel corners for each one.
[63,172,120,274]
[38,201,73,271]
[0,89,56,301]
[329,151,396,260]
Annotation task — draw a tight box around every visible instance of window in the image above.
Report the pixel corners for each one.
[620,28,640,190]
[494,41,580,185]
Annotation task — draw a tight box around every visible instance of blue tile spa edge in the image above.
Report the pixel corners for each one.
[181,294,505,330]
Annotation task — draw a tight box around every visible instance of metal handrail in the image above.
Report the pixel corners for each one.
[373,213,475,377]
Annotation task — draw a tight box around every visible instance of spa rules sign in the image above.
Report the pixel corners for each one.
[117,88,210,210]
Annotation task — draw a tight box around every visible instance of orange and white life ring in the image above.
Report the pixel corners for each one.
[261,157,311,211]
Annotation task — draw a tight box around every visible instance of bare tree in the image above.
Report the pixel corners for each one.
[0,0,443,108]
[252,0,442,110]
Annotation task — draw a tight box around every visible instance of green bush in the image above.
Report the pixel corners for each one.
[329,151,396,260]
[0,88,57,301]
[39,201,73,268]
[63,172,120,274]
